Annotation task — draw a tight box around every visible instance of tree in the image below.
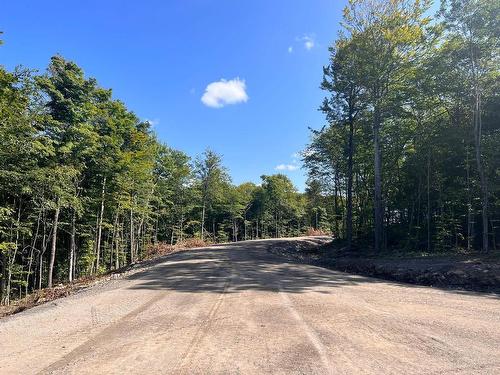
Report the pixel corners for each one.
[439,0,500,251]
[0,65,49,302]
[194,150,230,241]
[304,0,499,255]
[236,183,258,240]
[260,174,298,238]
[153,145,191,244]
[36,56,98,286]
[340,0,431,251]
[321,34,364,249]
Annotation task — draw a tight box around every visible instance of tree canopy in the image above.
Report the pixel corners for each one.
[304,0,499,253]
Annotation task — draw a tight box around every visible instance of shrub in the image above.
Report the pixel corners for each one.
[306,227,331,236]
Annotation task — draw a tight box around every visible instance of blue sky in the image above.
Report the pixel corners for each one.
[1,0,347,191]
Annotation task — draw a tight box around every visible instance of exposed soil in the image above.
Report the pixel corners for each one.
[268,238,500,293]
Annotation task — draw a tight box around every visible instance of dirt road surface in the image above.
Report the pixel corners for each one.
[1,238,499,374]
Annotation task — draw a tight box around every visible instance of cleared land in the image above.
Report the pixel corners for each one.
[1,238,499,374]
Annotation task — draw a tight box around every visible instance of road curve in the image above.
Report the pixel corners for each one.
[1,238,499,374]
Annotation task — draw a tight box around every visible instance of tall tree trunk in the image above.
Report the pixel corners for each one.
[136,210,146,259]
[427,149,431,253]
[0,252,6,305]
[48,200,60,288]
[154,218,158,245]
[27,209,42,295]
[474,92,488,252]
[110,212,119,269]
[69,209,76,282]
[212,218,216,241]
[373,106,383,252]
[115,215,122,270]
[334,170,339,237]
[180,191,184,242]
[179,212,184,242]
[466,146,472,251]
[130,208,135,263]
[201,202,206,241]
[26,247,35,296]
[355,173,363,236]
[469,38,489,252]
[346,116,354,250]
[38,215,48,290]
[95,177,106,271]
[3,200,22,304]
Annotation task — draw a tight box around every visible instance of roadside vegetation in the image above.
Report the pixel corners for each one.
[0,46,330,306]
[304,0,499,256]
[0,0,499,306]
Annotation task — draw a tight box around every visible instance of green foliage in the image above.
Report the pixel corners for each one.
[0,54,323,304]
[3,0,497,304]
[305,0,499,252]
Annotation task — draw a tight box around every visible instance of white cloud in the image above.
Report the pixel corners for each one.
[275,164,299,171]
[288,46,293,53]
[201,78,249,108]
[275,151,303,172]
[296,34,315,50]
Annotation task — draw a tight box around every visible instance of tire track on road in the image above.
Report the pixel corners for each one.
[174,261,234,374]
[278,287,333,374]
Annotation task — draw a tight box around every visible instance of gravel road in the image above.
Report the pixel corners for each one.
[1,238,499,374]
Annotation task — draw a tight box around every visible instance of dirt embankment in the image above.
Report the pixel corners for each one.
[268,238,500,293]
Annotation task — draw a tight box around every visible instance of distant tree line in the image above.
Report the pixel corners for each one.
[304,0,499,253]
[0,52,331,304]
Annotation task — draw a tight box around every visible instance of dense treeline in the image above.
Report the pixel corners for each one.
[304,0,499,252]
[2,0,498,305]
[0,51,329,304]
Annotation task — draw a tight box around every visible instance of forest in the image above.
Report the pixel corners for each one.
[0,0,499,305]
[0,53,325,305]
[304,0,499,253]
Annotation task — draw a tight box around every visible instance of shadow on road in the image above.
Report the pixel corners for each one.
[127,240,380,294]
[125,240,500,300]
